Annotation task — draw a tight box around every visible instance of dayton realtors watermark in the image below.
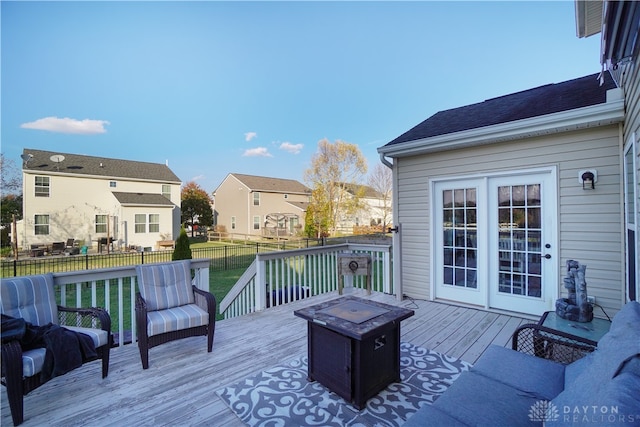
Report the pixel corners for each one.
[529,401,639,424]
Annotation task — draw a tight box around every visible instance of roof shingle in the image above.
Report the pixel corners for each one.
[22,148,181,183]
[384,72,617,147]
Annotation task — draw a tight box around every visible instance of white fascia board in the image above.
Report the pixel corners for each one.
[378,98,624,158]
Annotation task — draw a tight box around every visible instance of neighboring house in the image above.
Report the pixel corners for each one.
[17,148,182,251]
[378,70,628,317]
[334,183,392,233]
[213,173,310,238]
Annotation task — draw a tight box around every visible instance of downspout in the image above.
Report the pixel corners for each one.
[380,153,403,301]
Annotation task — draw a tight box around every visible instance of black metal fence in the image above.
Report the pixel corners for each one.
[1,234,391,278]
[0,239,323,278]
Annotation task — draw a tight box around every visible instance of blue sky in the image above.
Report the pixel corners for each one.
[1,1,602,194]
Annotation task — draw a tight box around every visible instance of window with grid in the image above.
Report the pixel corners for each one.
[442,188,478,288]
[135,214,146,233]
[231,216,236,230]
[35,176,50,197]
[96,215,108,233]
[253,192,260,206]
[253,216,260,230]
[162,184,171,200]
[34,215,49,235]
[149,214,160,232]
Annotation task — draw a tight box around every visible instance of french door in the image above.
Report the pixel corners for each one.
[433,170,557,315]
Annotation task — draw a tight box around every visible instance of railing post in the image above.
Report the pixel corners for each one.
[255,257,267,311]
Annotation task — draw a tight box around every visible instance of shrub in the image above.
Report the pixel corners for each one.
[172,228,192,260]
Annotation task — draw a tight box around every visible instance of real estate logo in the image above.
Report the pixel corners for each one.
[529,400,560,422]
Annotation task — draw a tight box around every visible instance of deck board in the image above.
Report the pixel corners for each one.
[1,289,530,427]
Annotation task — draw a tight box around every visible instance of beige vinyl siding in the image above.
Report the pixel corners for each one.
[395,124,624,316]
[618,60,640,295]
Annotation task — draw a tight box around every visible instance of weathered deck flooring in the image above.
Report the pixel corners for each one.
[1,290,533,427]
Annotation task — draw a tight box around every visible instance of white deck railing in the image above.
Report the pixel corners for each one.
[220,243,395,319]
[50,258,210,347]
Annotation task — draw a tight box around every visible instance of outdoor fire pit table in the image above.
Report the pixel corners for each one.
[294,296,414,410]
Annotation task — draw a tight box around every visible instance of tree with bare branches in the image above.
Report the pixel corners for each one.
[367,163,393,229]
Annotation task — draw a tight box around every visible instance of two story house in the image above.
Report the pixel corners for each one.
[377,3,640,318]
[17,148,182,251]
[213,173,310,239]
[334,183,392,234]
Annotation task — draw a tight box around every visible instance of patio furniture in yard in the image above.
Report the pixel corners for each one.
[0,273,112,426]
[135,260,216,369]
[49,241,65,255]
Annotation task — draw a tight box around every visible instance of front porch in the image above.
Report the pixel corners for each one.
[1,290,531,427]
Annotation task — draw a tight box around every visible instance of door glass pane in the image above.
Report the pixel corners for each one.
[442,187,477,288]
[497,184,542,298]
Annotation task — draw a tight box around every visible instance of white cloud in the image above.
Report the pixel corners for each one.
[191,174,205,182]
[279,142,303,154]
[243,147,272,157]
[244,132,257,142]
[20,116,110,134]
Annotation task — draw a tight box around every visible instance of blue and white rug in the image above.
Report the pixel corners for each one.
[216,342,472,426]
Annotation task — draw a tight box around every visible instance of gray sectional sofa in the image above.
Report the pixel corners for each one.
[404,301,640,426]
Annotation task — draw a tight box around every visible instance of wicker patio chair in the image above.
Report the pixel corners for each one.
[512,323,596,365]
[135,260,216,369]
[0,274,112,426]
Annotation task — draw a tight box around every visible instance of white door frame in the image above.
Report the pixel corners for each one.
[430,167,558,315]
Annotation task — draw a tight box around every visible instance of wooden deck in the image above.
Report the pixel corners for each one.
[1,289,533,427]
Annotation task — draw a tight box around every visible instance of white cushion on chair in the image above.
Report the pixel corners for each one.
[0,274,58,326]
[145,304,208,336]
[136,260,195,311]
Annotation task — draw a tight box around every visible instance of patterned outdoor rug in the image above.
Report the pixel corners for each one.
[216,342,472,426]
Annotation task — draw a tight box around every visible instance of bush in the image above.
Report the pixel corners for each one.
[172,228,192,260]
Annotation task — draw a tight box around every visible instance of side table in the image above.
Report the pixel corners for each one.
[533,311,611,362]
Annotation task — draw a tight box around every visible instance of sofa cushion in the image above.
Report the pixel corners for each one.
[551,372,640,426]
[0,274,58,326]
[472,345,565,400]
[427,370,544,426]
[403,402,468,427]
[145,303,208,336]
[136,260,195,311]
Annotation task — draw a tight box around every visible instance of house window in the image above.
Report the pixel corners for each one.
[149,214,160,233]
[34,215,49,235]
[284,194,288,199]
[253,216,260,230]
[35,176,50,197]
[96,215,108,233]
[253,192,260,206]
[162,184,171,200]
[231,216,236,230]
[135,214,146,233]
[110,181,117,188]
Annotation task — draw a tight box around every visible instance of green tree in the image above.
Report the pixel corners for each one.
[1,194,22,248]
[172,227,192,260]
[303,139,368,235]
[181,182,214,237]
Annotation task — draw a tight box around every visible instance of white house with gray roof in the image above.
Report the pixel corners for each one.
[17,148,182,252]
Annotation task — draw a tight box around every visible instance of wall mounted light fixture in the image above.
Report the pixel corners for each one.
[578,169,597,190]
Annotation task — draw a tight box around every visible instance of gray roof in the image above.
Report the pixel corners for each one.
[21,148,181,183]
[383,72,618,147]
[230,173,310,194]
[285,201,309,211]
[111,192,174,206]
